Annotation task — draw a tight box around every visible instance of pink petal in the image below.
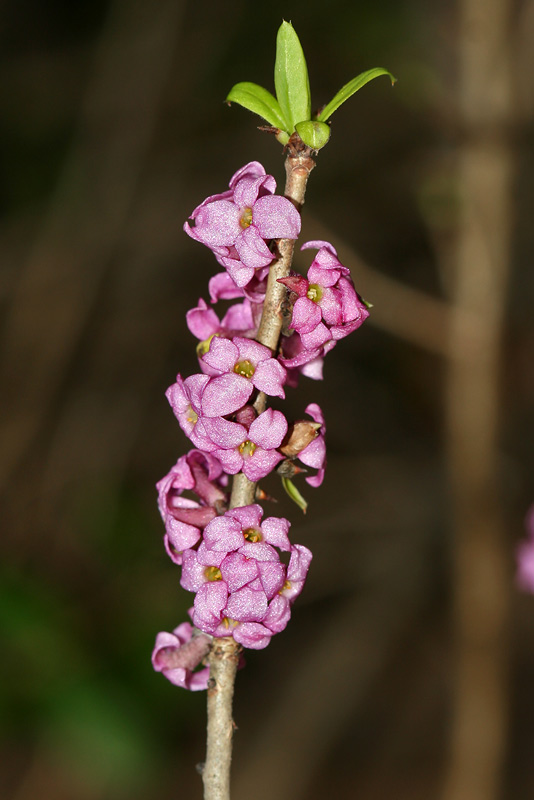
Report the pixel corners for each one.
[300,356,324,380]
[226,503,263,531]
[235,226,275,269]
[233,336,270,364]
[261,516,292,551]
[224,586,268,622]
[229,161,267,189]
[220,256,256,289]
[291,296,322,334]
[243,449,284,481]
[192,200,241,247]
[196,542,227,567]
[180,549,210,593]
[221,299,255,333]
[165,516,201,553]
[232,622,272,649]
[233,175,263,209]
[201,337,239,373]
[209,271,243,302]
[257,561,286,599]
[186,299,220,340]
[220,552,259,592]
[253,358,286,398]
[300,240,338,257]
[202,416,247,449]
[300,322,332,350]
[201,373,253,417]
[249,409,288,450]
[193,581,228,629]
[213,448,244,475]
[253,195,301,239]
[203,515,244,552]
[262,594,291,633]
[239,541,279,561]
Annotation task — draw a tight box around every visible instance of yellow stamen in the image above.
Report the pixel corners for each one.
[243,527,262,543]
[239,440,257,458]
[233,359,255,378]
[239,207,253,228]
[204,566,222,582]
[186,406,198,425]
[306,283,323,303]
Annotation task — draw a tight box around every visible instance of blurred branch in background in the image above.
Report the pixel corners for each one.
[0,0,183,493]
[442,0,516,797]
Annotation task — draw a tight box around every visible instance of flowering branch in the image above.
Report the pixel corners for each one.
[202,142,315,800]
[151,21,393,800]
[230,144,315,512]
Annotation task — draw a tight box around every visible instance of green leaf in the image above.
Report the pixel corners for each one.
[226,82,289,132]
[281,477,308,514]
[274,21,311,132]
[317,68,396,123]
[295,120,331,150]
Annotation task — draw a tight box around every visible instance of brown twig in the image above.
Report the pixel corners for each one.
[202,141,315,800]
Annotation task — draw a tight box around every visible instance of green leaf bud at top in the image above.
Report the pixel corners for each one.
[295,120,331,150]
[317,68,396,123]
[226,81,290,132]
[274,21,311,132]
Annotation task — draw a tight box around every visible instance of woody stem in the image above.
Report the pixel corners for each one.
[202,140,315,800]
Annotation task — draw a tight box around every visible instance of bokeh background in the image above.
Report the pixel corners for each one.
[1,1,534,798]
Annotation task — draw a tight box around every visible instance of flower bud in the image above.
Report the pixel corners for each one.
[280,420,321,458]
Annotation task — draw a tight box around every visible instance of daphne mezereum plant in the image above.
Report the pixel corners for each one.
[151,21,394,800]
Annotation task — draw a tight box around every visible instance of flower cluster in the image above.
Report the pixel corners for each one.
[153,161,369,688]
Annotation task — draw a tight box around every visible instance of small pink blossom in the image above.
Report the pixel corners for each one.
[281,543,313,601]
[187,299,258,372]
[203,504,292,553]
[156,450,227,564]
[200,336,286,417]
[210,408,288,481]
[165,374,215,451]
[184,162,301,287]
[517,506,534,593]
[279,241,369,369]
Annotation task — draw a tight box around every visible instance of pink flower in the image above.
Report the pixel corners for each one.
[517,506,534,593]
[279,330,326,383]
[151,621,211,690]
[156,450,227,564]
[209,408,288,482]
[186,297,257,358]
[188,532,313,649]
[165,374,216,451]
[298,403,326,487]
[203,504,292,553]
[199,336,286,417]
[278,240,369,369]
[281,544,313,601]
[184,162,301,287]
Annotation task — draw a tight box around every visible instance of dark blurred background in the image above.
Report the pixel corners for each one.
[1,1,534,798]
